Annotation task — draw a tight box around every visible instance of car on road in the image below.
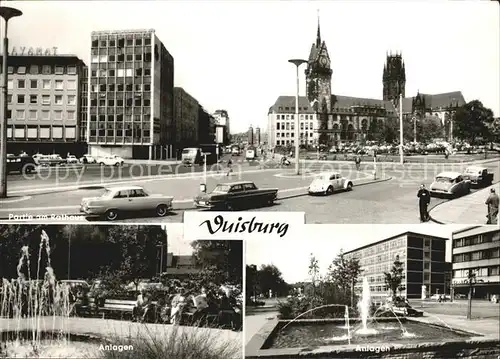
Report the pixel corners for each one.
[80,154,97,164]
[429,171,471,198]
[462,166,494,187]
[66,155,79,164]
[6,154,37,174]
[35,154,66,167]
[308,171,353,195]
[80,185,173,221]
[97,155,124,166]
[430,294,451,301]
[193,181,278,210]
[383,299,423,317]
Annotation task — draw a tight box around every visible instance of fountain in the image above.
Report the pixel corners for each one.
[246,276,496,358]
[0,230,101,358]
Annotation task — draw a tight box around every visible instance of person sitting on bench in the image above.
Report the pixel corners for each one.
[132,290,145,321]
[192,287,210,326]
[170,288,187,325]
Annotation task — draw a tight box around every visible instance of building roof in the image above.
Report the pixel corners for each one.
[402,91,466,113]
[332,95,395,112]
[343,231,448,255]
[0,55,86,67]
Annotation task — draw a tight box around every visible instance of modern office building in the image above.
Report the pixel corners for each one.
[1,55,87,155]
[255,127,261,146]
[343,231,449,303]
[88,29,174,160]
[213,109,230,144]
[173,87,199,148]
[452,226,500,299]
[248,126,254,145]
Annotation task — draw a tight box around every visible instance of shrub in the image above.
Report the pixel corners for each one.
[97,324,240,359]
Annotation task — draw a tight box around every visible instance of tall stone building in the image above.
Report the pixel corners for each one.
[267,18,466,148]
[248,126,254,145]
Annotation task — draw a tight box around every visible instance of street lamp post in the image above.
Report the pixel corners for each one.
[399,93,404,164]
[466,269,476,320]
[288,59,307,175]
[200,152,208,193]
[0,6,23,199]
[413,116,417,143]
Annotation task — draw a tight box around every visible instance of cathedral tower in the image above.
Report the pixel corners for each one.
[305,13,333,112]
[383,52,406,104]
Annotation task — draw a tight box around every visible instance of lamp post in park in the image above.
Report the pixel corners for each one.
[0,6,23,198]
[288,59,307,175]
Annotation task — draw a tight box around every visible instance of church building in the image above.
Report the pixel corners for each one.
[267,18,466,148]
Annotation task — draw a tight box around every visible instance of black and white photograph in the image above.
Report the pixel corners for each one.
[245,225,500,358]
[0,224,243,358]
[0,1,499,224]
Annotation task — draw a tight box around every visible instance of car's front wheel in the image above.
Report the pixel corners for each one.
[346,182,353,191]
[105,209,119,221]
[156,204,169,217]
[99,162,105,166]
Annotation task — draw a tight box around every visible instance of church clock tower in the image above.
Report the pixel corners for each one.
[305,14,333,112]
[383,52,406,105]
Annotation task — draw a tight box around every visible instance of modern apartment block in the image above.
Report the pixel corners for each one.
[88,29,174,160]
[452,226,500,299]
[1,55,87,156]
[174,87,199,149]
[343,231,449,303]
[213,109,230,144]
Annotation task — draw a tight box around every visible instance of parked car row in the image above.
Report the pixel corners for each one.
[429,166,494,198]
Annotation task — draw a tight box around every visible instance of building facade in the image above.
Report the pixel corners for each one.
[452,226,500,300]
[87,29,175,160]
[213,109,230,144]
[173,87,199,149]
[255,127,261,145]
[343,231,449,303]
[164,253,202,278]
[198,105,215,145]
[2,55,87,156]
[267,19,466,149]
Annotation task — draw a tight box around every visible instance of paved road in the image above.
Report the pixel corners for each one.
[2,160,498,224]
[409,299,499,320]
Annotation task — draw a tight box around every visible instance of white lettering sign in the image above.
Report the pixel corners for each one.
[9,46,58,56]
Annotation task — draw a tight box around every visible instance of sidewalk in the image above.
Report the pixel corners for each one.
[429,183,500,224]
[412,313,499,338]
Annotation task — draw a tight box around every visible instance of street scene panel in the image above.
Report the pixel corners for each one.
[0,1,499,224]
[245,224,500,358]
[0,224,243,359]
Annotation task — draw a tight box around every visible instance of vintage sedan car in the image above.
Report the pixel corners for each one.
[308,171,353,195]
[6,154,36,174]
[429,171,471,198]
[97,155,124,166]
[66,155,79,164]
[463,166,494,187]
[193,181,278,210]
[80,154,97,164]
[80,185,173,220]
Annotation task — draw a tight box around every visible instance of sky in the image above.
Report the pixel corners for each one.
[162,224,193,255]
[246,224,470,283]
[5,1,499,134]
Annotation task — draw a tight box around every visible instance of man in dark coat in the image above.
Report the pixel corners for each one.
[485,188,499,224]
[417,184,431,222]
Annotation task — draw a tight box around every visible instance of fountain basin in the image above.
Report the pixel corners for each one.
[246,318,500,358]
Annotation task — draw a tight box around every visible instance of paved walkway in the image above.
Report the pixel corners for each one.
[245,312,278,345]
[412,313,499,338]
[430,183,500,224]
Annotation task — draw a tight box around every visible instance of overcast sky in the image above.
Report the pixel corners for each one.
[6,1,499,134]
[246,224,469,283]
[162,224,193,255]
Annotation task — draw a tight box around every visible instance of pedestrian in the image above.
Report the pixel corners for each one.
[226,158,233,176]
[417,184,431,222]
[355,155,361,170]
[485,188,499,225]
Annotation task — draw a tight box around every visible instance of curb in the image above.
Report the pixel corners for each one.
[428,181,500,225]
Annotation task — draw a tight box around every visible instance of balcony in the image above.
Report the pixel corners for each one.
[453,258,500,270]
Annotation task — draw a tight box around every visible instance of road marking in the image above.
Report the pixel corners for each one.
[0,196,32,204]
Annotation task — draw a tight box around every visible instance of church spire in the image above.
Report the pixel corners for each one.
[316,9,321,47]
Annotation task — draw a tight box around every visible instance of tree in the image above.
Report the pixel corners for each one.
[191,240,243,285]
[308,254,320,297]
[256,264,288,297]
[417,116,444,141]
[246,265,258,300]
[384,255,405,301]
[327,250,363,307]
[453,100,494,144]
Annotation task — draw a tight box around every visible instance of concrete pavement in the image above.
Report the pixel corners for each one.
[430,183,500,224]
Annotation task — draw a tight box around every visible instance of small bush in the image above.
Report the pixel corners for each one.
[97,324,240,359]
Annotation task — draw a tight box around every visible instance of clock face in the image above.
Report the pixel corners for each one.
[320,57,327,66]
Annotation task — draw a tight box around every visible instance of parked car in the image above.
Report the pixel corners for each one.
[98,155,124,166]
[66,155,79,164]
[6,154,37,174]
[80,154,97,164]
[35,154,66,167]
[462,166,494,187]
[80,185,173,221]
[193,181,278,210]
[429,172,471,198]
[60,280,90,290]
[308,171,354,195]
[384,299,423,317]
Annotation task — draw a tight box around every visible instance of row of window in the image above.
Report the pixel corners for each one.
[349,238,407,260]
[90,114,152,122]
[89,98,151,107]
[276,114,315,120]
[8,79,77,91]
[7,109,76,121]
[453,266,500,278]
[89,129,151,137]
[90,83,151,93]
[453,248,500,263]
[276,105,394,115]
[275,139,314,145]
[276,132,314,138]
[91,68,152,78]
[4,65,78,75]
[91,37,151,48]
[276,122,315,130]
[7,126,76,139]
[8,94,77,106]
[453,232,500,248]
[91,53,153,64]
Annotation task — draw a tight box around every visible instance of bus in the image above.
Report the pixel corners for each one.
[245,146,256,161]
[181,144,221,166]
